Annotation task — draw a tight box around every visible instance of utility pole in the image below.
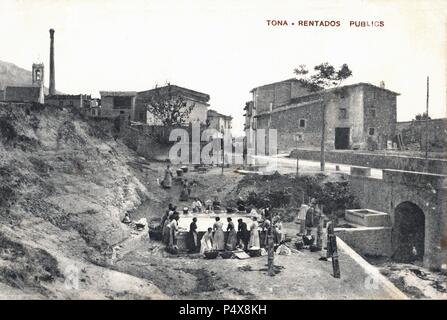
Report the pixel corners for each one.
[425,76,430,164]
[320,100,326,172]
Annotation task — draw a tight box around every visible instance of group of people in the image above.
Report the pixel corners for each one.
[161,204,181,252]
[187,213,284,254]
[188,216,259,254]
[160,197,285,255]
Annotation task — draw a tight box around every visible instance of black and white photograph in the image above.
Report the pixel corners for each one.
[0,0,446,307]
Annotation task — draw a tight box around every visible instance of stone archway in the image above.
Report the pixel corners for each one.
[392,201,425,263]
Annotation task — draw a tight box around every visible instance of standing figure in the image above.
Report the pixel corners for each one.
[187,217,199,253]
[200,228,214,254]
[163,215,172,244]
[225,217,237,251]
[169,214,180,249]
[248,216,260,249]
[272,216,284,244]
[180,181,189,202]
[212,192,221,211]
[161,204,175,231]
[192,198,202,213]
[237,218,250,250]
[212,217,225,250]
[161,164,173,189]
[261,217,271,248]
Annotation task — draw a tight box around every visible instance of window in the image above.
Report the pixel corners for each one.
[369,107,376,118]
[113,96,132,109]
[368,127,375,135]
[339,108,348,119]
[299,119,306,128]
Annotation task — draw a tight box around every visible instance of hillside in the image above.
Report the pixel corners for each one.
[0,60,32,89]
[0,60,60,94]
[0,101,166,299]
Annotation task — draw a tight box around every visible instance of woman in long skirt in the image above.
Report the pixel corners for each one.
[249,216,260,249]
[169,215,179,248]
[212,217,225,250]
[188,217,198,253]
[200,228,213,254]
[161,164,173,189]
[162,215,172,244]
[225,217,237,251]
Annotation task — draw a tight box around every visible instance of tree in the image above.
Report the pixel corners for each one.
[293,63,353,171]
[414,112,431,121]
[143,84,195,126]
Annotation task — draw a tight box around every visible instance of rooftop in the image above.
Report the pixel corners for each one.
[138,84,210,103]
[250,78,301,93]
[99,91,137,97]
[207,109,233,120]
[46,94,91,99]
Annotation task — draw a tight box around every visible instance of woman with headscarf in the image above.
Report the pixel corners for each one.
[212,216,225,250]
[187,217,199,253]
[249,216,260,249]
[225,217,237,251]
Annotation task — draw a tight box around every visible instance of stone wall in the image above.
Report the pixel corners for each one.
[270,100,323,152]
[290,148,447,174]
[335,227,392,257]
[348,169,447,270]
[397,118,447,151]
[101,96,134,119]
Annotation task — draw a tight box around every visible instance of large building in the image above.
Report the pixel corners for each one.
[246,79,399,153]
[207,109,232,131]
[2,63,45,104]
[134,84,210,125]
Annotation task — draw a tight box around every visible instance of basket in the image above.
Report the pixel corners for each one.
[248,248,261,257]
[181,166,188,173]
[204,250,219,259]
[220,251,233,259]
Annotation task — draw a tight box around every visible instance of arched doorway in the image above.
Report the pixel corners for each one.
[392,202,425,263]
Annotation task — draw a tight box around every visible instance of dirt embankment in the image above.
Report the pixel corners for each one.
[0,102,166,299]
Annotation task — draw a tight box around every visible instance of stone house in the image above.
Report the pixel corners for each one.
[206,109,232,132]
[99,91,137,119]
[247,79,399,153]
[134,84,210,125]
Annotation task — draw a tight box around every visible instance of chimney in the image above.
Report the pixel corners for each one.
[49,29,56,95]
[379,81,385,89]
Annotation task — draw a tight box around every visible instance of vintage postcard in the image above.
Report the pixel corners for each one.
[0,0,446,307]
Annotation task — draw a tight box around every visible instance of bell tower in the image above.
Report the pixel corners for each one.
[32,63,44,87]
[32,63,45,103]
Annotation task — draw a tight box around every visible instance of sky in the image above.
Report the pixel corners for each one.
[1,0,446,134]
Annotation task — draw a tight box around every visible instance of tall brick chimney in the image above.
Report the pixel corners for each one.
[49,28,56,95]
